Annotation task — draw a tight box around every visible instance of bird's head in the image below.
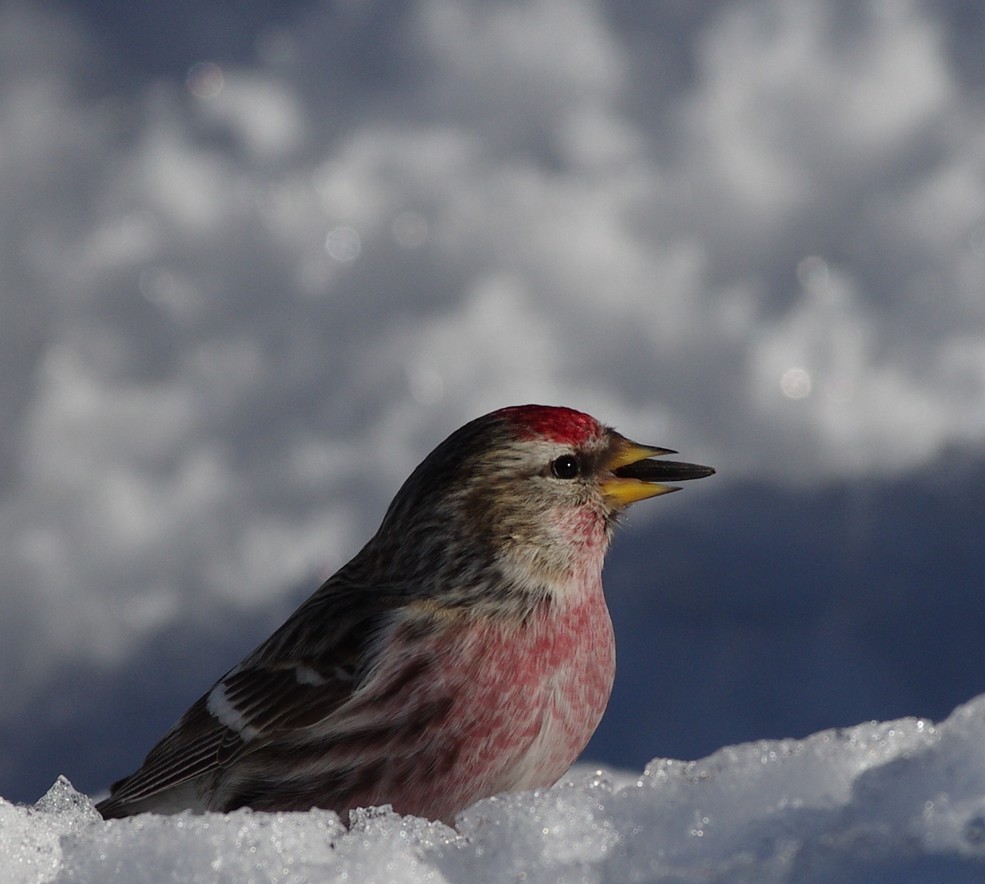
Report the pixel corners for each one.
[372,405,714,607]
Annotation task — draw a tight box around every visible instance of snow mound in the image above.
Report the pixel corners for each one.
[6,695,985,882]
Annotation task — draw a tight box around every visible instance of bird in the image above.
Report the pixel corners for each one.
[96,404,714,823]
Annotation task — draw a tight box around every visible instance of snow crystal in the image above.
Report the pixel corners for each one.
[6,696,985,882]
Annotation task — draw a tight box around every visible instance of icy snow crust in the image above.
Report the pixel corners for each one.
[6,695,985,883]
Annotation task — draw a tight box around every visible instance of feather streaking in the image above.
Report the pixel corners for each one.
[96,404,714,823]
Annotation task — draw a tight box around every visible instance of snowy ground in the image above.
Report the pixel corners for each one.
[5,694,985,883]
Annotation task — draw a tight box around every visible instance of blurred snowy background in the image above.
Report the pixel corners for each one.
[1,0,984,807]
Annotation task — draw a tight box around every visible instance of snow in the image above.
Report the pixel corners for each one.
[6,695,985,883]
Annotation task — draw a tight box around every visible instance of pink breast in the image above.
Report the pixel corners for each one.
[363,585,616,821]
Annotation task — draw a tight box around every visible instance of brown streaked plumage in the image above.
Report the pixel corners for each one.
[96,405,714,822]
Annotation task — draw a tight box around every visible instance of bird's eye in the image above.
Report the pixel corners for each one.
[550,454,581,480]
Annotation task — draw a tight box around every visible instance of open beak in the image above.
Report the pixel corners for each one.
[601,433,715,509]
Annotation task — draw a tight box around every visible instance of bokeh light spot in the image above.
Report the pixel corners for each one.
[138,267,177,304]
[780,367,812,399]
[186,62,224,99]
[325,226,361,262]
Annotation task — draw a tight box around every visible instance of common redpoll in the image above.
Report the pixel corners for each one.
[96,405,714,822]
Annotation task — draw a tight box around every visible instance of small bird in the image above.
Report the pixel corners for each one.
[96,405,714,822]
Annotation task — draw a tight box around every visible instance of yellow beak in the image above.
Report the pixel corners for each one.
[601,433,715,509]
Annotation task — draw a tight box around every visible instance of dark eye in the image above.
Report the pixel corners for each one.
[550,454,581,480]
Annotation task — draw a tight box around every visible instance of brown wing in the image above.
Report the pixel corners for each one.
[97,574,407,818]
